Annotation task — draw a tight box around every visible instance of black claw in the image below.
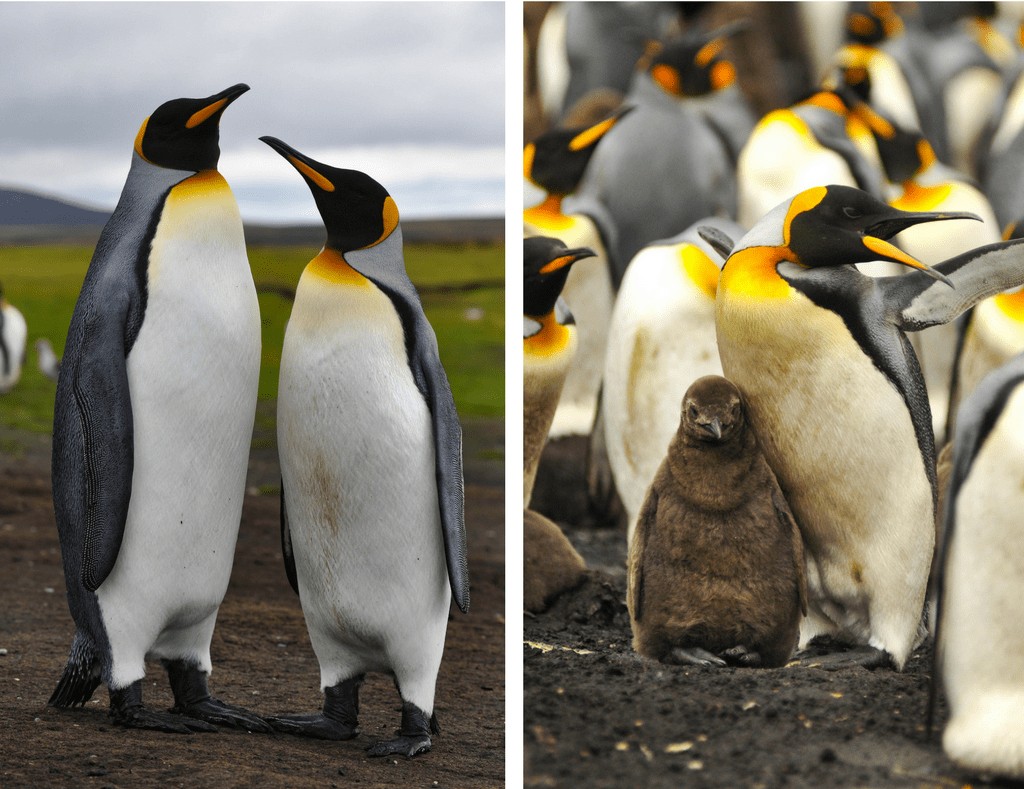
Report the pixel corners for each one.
[792,646,893,671]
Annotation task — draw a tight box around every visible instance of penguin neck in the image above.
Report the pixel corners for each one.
[890,177,953,213]
[719,246,794,300]
[667,429,758,511]
[306,247,372,288]
[524,194,574,232]
[678,244,720,300]
[523,308,573,357]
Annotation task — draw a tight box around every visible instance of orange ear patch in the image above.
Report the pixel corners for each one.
[651,64,681,95]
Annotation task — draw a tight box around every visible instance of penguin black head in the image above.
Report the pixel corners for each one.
[524,236,595,317]
[134,83,249,172]
[845,2,904,44]
[784,185,979,284]
[524,106,633,196]
[260,137,398,254]
[850,101,932,183]
[680,375,745,444]
[647,21,747,98]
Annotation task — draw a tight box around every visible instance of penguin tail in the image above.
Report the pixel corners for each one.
[48,631,102,708]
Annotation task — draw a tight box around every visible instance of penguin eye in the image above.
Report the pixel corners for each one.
[843,207,862,220]
[687,405,698,419]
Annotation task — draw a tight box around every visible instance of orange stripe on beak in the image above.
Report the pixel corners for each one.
[539,254,576,274]
[186,98,229,129]
[287,155,335,192]
[862,236,952,286]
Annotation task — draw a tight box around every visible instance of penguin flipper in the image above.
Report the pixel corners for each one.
[885,238,1024,331]
[413,346,470,614]
[280,482,299,596]
[75,300,135,593]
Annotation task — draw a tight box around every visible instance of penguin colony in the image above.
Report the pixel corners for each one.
[526,2,1024,779]
[42,86,468,757]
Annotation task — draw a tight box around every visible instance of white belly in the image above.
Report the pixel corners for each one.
[277,272,449,688]
[717,289,933,665]
[941,386,1024,776]
[603,247,720,538]
[0,302,27,393]
[96,174,261,686]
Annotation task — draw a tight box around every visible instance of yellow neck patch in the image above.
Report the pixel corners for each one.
[168,169,229,200]
[524,310,573,357]
[890,181,952,212]
[719,246,794,300]
[679,244,720,300]
[524,195,574,232]
[802,92,846,116]
[307,247,371,288]
[763,108,814,142]
[994,289,1024,320]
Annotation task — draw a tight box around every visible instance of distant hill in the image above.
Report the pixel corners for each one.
[0,187,111,226]
[0,186,503,246]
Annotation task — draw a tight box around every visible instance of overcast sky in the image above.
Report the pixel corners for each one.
[0,1,504,223]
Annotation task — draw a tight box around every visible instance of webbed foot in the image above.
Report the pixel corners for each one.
[109,682,217,734]
[665,647,727,667]
[722,645,763,667]
[164,659,272,733]
[367,701,438,758]
[266,675,362,740]
[790,645,892,671]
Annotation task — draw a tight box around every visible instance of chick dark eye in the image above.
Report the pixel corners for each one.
[688,405,698,419]
[843,206,862,219]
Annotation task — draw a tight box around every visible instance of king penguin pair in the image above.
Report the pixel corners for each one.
[710,183,1024,670]
[49,87,468,757]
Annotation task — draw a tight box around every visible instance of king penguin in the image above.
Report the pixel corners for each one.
[712,184,1024,670]
[934,350,1024,778]
[0,283,27,393]
[49,84,268,733]
[523,236,595,506]
[524,107,631,438]
[259,137,469,758]
[601,217,741,543]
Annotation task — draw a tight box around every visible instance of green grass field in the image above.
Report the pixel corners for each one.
[0,241,504,435]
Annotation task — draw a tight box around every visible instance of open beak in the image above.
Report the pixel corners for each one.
[862,210,981,287]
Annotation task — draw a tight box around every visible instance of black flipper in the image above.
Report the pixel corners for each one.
[75,293,135,592]
[280,481,299,596]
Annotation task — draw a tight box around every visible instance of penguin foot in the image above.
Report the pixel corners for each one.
[174,697,273,734]
[366,701,437,758]
[665,647,727,668]
[163,658,271,733]
[267,675,362,740]
[366,733,432,758]
[266,713,359,740]
[791,646,892,671]
[721,646,763,667]
[109,683,217,734]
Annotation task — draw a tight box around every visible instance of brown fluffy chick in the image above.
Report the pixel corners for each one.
[627,375,807,668]
[524,508,587,613]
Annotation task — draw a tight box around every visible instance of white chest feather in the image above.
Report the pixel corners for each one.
[0,302,27,393]
[717,289,933,652]
[604,245,720,531]
[277,269,447,652]
[97,172,261,671]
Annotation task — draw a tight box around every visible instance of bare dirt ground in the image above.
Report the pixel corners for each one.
[0,414,504,788]
[523,526,1006,789]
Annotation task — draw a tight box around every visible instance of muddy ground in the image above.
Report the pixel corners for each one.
[524,524,1011,789]
[0,412,504,788]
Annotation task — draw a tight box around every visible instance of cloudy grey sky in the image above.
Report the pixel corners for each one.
[0,1,504,223]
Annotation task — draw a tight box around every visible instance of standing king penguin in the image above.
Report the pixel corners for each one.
[712,184,1024,670]
[935,350,1024,778]
[49,84,268,733]
[523,236,595,505]
[260,137,469,758]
